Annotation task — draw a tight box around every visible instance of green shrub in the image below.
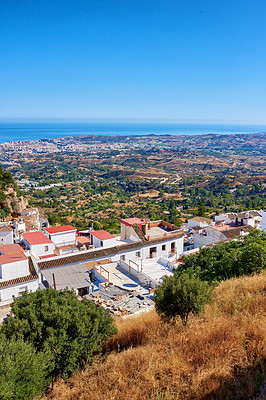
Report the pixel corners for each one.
[0,336,50,400]
[154,272,212,325]
[1,289,117,379]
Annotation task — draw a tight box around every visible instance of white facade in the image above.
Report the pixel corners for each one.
[261,210,266,232]
[45,230,76,247]
[0,279,38,304]
[187,217,212,229]
[23,240,55,259]
[90,234,116,249]
[0,258,29,281]
[0,229,13,245]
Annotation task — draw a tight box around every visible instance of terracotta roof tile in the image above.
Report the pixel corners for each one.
[0,244,27,265]
[45,225,76,234]
[91,230,115,240]
[23,232,53,245]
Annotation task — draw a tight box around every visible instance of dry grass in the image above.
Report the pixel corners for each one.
[44,272,266,400]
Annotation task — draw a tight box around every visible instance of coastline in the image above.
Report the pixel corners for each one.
[0,122,266,144]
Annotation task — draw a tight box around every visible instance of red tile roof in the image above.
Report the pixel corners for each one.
[121,218,144,227]
[45,225,76,234]
[0,244,27,265]
[91,230,115,240]
[23,232,53,245]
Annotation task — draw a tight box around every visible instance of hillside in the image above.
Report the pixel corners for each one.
[44,271,266,400]
[0,164,27,217]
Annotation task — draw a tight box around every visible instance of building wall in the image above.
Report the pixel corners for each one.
[188,219,210,229]
[45,231,76,246]
[193,227,225,248]
[261,210,266,232]
[142,237,184,260]
[0,230,13,245]
[90,235,116,249]
[0,279,39,303]
[23,240,55,259]
[0,259,29,281]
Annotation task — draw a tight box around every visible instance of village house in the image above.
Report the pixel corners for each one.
[193,223,252,248]
[35,218,184,297]
[22,232,55,259]
[0,225,14,245]
[0,244,38,305]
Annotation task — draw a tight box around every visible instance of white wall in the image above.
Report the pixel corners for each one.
[23,240,55,259]
[0,279,39,303]
[46,231,76,246]
[188,219,210,229]
[142,237,184,260]
[261,210,266,232]
[0,230,13,245]
[90,235,116,249]
[1,259,29,281]
[193,227,225,248]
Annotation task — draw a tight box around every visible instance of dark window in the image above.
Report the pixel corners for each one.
[162,244,166,251]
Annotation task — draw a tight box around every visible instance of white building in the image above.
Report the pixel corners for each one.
[23,232,55,259]
[44,225,77,247]
[261,210,266,232]
[0,244,38,304]
[215,211,262,229]
[187,216,212,229]
[90,230,116,248]
[36,218,184,293]
[0,225,14,245]
[193,224,252,249]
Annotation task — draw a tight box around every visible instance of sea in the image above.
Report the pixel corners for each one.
[0,122,265,143]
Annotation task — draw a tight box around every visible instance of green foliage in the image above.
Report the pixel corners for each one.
[154,272,212,325]
[0,336,50,400]
[1,289,117,379]
[180,230,266,283]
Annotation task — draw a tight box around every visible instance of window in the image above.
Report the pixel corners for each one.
[44,245,48,252]
[100,240,103,247]
[136,251,141,258]
[120,255,125,261]
[162,244,166,251]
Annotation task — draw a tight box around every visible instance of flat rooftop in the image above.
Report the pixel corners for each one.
[140,260,174,283]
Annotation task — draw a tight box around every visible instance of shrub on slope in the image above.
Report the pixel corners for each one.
[43,271,266,400]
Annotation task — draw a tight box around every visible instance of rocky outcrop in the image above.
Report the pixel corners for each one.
[3,187,28,214]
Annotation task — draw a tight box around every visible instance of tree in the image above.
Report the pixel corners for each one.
[0,336,50,400]
[1,289,117,378]
[197,203,206,217]
[154,272,212,325]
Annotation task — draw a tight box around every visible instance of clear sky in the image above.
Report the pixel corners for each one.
[1,0,266,123]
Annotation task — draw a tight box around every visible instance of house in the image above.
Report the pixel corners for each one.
[35,218,184,296]
[0,244,38,304]
[187,216,212,229]
[261,210,266,232]
[193,223,253,248]
[215,210,262,229]
[90,230,116,249]
[44,225,77,247]
[0,225,14,245]
[23,232,55,259]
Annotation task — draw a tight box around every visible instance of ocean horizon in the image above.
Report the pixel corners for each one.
[0,122,265,143]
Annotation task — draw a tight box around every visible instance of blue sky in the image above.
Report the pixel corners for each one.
[1,0,266,123]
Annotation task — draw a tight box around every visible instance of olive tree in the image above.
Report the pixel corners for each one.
[154,272,212,325]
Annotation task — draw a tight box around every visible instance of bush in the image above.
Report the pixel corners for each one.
[0,336,50,400]
[154,272,212,325]
[1,289,117,379]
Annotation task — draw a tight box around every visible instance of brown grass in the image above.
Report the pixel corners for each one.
[44,272,266,400]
